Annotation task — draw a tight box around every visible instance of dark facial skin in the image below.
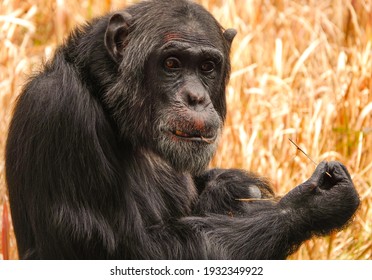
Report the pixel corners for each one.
[146,36,226,174]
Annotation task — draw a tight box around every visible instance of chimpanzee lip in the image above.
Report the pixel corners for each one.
[170,129,217,144]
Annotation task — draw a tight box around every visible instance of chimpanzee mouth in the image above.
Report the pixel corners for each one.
[170,130,217,144]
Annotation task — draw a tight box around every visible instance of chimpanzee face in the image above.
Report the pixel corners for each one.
[145,34,227,174]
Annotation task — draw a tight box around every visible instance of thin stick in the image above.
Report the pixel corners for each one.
[288,138,318,166]
[289,138,332,177]
[235,198,274,202]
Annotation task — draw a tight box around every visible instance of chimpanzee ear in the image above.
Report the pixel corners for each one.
[105,12,132,62]
[223,28,237,46]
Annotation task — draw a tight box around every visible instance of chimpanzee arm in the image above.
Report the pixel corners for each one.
[183,161,359,259]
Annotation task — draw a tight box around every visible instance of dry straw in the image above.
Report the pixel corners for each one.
[1,0,371,259]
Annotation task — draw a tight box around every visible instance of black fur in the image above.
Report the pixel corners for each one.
[6,0,359,259]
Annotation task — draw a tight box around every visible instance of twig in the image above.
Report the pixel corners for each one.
[289,138,332,177]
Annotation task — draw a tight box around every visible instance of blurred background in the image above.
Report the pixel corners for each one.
[0,0,371,260]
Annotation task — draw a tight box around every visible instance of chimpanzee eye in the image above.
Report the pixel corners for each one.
[164,57,181,70]
[200,61,215,73]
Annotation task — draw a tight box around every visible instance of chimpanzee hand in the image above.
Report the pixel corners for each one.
[279,161,360,234]
[194,169,275,215]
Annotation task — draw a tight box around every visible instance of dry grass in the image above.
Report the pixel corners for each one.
[0,0,371,260]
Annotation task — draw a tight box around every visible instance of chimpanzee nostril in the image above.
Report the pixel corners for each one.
[187,90,206,106]
[181,82,209,111]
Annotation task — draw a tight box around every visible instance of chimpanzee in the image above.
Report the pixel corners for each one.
[6,0,359,259]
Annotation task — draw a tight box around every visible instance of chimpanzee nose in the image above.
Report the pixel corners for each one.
[187,90,206,106]
[181,82,209,111]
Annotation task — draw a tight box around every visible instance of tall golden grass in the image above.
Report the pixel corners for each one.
[0,0,371,260]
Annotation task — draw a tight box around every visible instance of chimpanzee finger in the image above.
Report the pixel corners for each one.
[327,161,353,182]
[307,161,328,187]
[280,161,328,203]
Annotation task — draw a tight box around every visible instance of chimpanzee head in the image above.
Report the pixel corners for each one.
[104,0,236,174]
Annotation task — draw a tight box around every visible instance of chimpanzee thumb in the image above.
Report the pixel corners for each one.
[279,161,327,204]
[303,161,329,189]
